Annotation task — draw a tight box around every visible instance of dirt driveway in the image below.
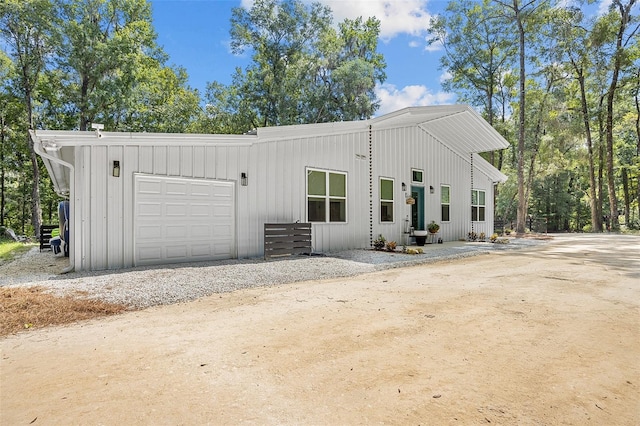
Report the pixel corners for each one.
[1,234,639,425]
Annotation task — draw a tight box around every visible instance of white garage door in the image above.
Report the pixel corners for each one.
[134,174,235,266]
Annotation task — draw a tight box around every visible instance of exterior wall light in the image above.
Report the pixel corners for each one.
[401,182,406,192]
[430,185,435,194]
[113,160,120,177]
[241,172,248,186]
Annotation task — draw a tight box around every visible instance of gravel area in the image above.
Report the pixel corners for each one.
[1,237,549,308]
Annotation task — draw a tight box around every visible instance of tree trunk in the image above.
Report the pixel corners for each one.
[25,94,42,239]
[577,69,601,231]
[598,96,606,229]
[604,0,636,231]
[515,5,526,235]
[622,168,630,227]
[0,114,6,227]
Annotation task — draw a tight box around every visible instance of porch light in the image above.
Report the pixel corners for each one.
[430,185,434,194]
[401,182,406,192]
[241,172,248,186]
[113,161,120,177]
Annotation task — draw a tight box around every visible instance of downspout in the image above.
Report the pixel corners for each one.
[471,153,474,236]
[368,124,373,247]
[31,132,75,274]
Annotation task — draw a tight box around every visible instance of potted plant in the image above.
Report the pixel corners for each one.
[413,229,428,246]
[373,234,386,250]
[428,221,440,234]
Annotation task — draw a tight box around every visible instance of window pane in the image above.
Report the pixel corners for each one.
[308,170,326,196]
[442,205,450,222]
[329,173,345,197]
[308,198,326,222]
[412,170,423,183]
[479,206,485,221]
[381,201,394,222]
[471,190,478,205]
[472,206,478,221]
[329,198,346,222]
[479,191,485,206]
[380,178,393,200]
[441,186,450,203]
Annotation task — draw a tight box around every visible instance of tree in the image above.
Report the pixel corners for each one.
[202,0,387,133]
[0,0,59,237]
[593,0,638,230]
[428,0,514,139]
[57,0,165,131]
[491,0,550,234]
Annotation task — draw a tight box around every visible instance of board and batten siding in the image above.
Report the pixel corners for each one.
[252,130,371,255]
[74,141,250,271]
[371,125,497,244]
[71,129,372,270]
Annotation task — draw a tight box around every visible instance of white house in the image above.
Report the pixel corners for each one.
[31,105,509,272]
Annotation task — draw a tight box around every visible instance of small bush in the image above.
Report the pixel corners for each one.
[373,234,386,250]
[490,233,498,242]
[385,241,397,252]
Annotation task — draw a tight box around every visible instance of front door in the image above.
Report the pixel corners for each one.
[411,186,425,230]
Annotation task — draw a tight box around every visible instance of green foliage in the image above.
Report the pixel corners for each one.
[373,234,386,250]
[199,0,387,133]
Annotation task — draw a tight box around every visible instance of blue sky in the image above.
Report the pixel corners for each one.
[149,0,455,116]
[149,0,614,116]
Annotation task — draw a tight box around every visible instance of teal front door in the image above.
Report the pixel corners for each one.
[411,186,425,230]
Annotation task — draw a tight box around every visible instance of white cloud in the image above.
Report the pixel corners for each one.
[320,0,432,39]
[241,0,433,39]
[375,83,455,116]
[439,70,452,84]
[597,0,613,15]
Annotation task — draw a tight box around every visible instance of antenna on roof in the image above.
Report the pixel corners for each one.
[90,123,104,138]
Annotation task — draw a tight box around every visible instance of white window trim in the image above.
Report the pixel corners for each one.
[411,168,424,185]
[306,167,348,223]
[471,189,486,222]
[441,184,451,222]
[380,176,395,223]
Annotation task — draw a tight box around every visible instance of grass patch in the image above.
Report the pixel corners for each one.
[0,286,129,336]
[0,238,35,263]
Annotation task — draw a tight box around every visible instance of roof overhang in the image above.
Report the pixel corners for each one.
[372,105,510,154]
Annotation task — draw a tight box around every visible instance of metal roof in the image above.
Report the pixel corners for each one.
[372,105,511,154]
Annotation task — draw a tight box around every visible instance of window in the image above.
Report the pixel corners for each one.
[380,177,394,222]
[441,185,451,222]
[411,168,424,184]
[472,189,486,222]
[307,168,346,222]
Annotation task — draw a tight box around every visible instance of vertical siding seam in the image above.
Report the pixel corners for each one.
[471,153,474,235]
[368,125,373,247]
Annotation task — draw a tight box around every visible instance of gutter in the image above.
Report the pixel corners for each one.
[30,130,75,274]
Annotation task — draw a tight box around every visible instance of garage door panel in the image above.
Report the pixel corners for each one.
[190,224,211,238]
[191,244,212,257]
[134,174,235,266]
[138,246,162,262]
[138,202,162,216]
[166,203,188,217]
[166,181,188,195]
[137,180,162,194]
[166,245,188,259]
[138,224,162,240]
[191,183,213,196]
[191,203,211,216]
[166,224,188,239]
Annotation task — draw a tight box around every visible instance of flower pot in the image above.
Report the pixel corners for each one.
[413,230,428,246]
